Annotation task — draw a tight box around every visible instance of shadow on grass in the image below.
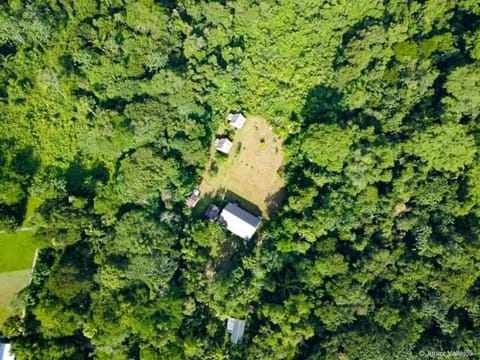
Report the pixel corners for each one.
[192,187,271,220]
[224,190,262,217]
[193,184,287,222]
[191,190,219,218]
[264,187,286,219]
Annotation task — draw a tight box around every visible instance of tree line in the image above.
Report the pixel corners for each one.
[1,0,480,359]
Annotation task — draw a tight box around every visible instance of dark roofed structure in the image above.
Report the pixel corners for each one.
[205,204,220,221]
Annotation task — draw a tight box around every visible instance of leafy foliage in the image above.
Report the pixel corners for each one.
[1,1,480,359]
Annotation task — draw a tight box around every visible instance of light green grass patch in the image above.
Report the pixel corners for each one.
[0,269,30,324]
[198,116,285,219]
[0,230,37,272]
[22,196,43,227]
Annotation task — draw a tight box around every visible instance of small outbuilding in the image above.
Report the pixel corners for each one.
[226,317,246,345]
[186,189,201,208]
[227,113,246,129]
[215,138,233,154]
[219,202,261,240]
[205,204,220,221]
[0,343,14,360]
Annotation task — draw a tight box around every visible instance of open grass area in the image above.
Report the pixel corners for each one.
[0,269,30,324]
[22,196,43,227]
[0,230,36,272]
[0,197,40,325]
[198,116,285,219]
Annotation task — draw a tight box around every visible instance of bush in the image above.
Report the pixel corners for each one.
[209,161,219,177]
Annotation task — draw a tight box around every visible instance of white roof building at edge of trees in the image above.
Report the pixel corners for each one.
[0,343,14,360]
[227,113,246,129]
[219,202,261,240]
[215,138,233,154]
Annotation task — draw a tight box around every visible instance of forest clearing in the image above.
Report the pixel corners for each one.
[0,231,36,273]
[198,116,285,219]
[0,197,39,325]
[0,270,30,324]
[1,1,480,358]
[0,231,36,325]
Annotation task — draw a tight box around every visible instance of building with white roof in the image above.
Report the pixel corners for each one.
[0,343,14,360]
[226,317,246,345]
[215,138,233,154]
[219,202,261,240]
[227,113,246,129]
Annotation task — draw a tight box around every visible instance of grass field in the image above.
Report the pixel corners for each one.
[198,116,285,218]
[0,269,30,324]
[0,230,36,272]
[0,197,40,325]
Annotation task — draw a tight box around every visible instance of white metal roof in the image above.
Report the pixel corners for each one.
[220,202,261,240]
[227,113,246,129]
[215,138,233,154]
[0,343,14,360]
[226,317,236,332]
[226,318,246,345]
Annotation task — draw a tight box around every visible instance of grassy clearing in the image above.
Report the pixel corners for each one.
[22,196,43,227]
[0,197,40,325]
[0,230,36,272]
[198,116,285,219]
[0,269,30,324]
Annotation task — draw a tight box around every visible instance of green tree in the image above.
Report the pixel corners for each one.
[300,124,354,172]
[407,123,476,172]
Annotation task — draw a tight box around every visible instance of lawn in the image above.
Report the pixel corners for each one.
[0,197,40,325]
[198,116,285,219]
[0,269,31,324]
[0,230,37,272]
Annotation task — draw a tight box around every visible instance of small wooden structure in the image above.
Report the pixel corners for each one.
[215,138,233,154]
[186,189,201,208]
[205,204,220,221]
[226,317,246,345]
[227,113,246,129]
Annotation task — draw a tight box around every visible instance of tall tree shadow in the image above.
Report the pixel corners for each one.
[264,188,286,219]
[65,157,109,198]
[12,146,41,178]
[298,84,380,132]
[223,189,262,217]
[300,85,349,127]
[0,143,41,228]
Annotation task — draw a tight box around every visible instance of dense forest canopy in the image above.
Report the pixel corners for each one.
[0,0,480,359]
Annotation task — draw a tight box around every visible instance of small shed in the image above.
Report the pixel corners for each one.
[215,138,233,154]
[205,204,220,221]
[219,202,261,240]
[226,318,246,345]
[186,189,201,208]
[0,343,14,360]
[227,113,246,129]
